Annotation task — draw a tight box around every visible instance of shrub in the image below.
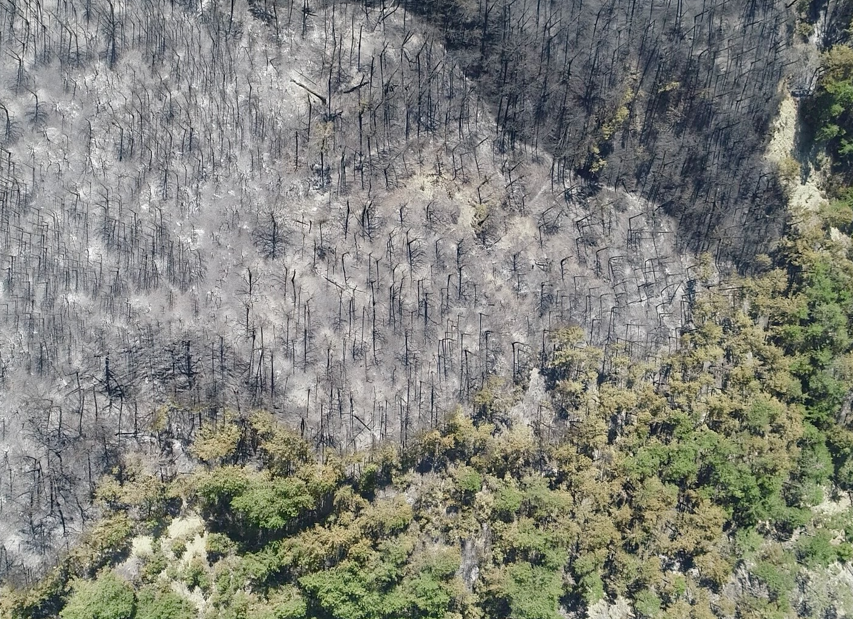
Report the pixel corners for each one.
[230,477,314,533]
[181,556,211,592]
[207,532,237,562]
[248,585,307,619]
[60,571,135,619]
[493,482,523,522]
[633,589,662,618]
[135,585,196,619]
[796,530,840,567]
[493,562,563,619]
[454,465,483,496]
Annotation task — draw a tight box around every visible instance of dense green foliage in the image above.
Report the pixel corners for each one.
[134,586,197,619]
[806,45,853,169]
[60,572,135,619]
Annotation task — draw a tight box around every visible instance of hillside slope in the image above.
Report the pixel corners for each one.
[0,0,810,581]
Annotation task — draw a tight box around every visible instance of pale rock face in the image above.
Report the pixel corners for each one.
[461,521,493,590]
[131,535,154,559]
[813,492,853,517]
[508,368,548,427]
[830,227,851,248]
[586,596,633,619]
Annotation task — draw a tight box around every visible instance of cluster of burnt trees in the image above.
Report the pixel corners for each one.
[0,0,799,582]
[390,0,793,259]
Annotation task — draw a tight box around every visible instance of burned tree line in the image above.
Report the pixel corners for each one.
[374,0,793,261]
[0,0,800,582]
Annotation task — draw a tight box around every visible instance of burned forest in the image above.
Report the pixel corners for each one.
[0,0,827,588]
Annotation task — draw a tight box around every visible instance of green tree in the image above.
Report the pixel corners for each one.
[135,585,196,619]
[806,45,853,169]
[230,477,314,533]
[634,589,662,618]
[60,572,135,619]
[485,562,564,619]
